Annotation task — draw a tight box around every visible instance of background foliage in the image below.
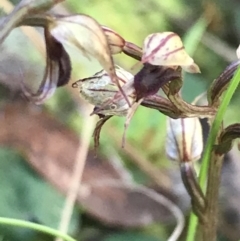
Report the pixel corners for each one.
[0,0,240,241]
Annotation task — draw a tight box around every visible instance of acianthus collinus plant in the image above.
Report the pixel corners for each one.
[1,0,240,241]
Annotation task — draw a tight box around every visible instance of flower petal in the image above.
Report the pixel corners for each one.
[142,32,200,73]
[49,14,130,105]
[73,66,134,116]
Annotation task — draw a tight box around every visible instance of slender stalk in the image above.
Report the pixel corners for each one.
[167,92,216,118]
[202,153,224,241]
[199,67,240,192]
[162,84,216,118]
[0,217,76,241]
[56,108,96,241]
[186,214,198,241]
[186,66,240,241]
[90,179,185,241]
[107,125,172,191]
[180,163,206,223]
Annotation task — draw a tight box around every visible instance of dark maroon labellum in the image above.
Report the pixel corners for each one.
[133,64,181,101]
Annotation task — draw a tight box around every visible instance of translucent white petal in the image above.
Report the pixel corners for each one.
[166,117,203,162]
[142,32,200,73]
[237,44,240,59]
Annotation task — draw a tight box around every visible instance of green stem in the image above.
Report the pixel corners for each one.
[186,213,198,241]
[202,153,224,241]
[186,66,240,241]
[200,67,240,188]
[0,217,76,241]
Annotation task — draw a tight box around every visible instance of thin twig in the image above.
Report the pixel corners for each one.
[201,33,236,62]
[0,1,96,238]
[99,148,184,241]
[0,218,76,241]
[56,107,96,241]
[104,149,184,241]
[107,125,173,191]
[106,146,134,182]
[89,179,185,241]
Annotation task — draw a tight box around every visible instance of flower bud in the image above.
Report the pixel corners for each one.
[101,26,125,54]
[142,32,200,73]
[215,123,240,155]
[166,117,203,162]
[208,60,240,106]
[72,66,135,116]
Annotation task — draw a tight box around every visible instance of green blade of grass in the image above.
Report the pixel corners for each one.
[186,66,240,241]
[182,17,208,241]
[182,17,208,102]
[183,17,208,56]
[198,68,240,188]
[0,217,77,241]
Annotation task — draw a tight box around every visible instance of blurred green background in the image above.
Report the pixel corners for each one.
[1,0,240,241]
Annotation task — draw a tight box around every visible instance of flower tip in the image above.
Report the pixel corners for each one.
[236,45,240,59]
[182,63,201,73]
[72,82,80,88]
[102,26,125,54]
